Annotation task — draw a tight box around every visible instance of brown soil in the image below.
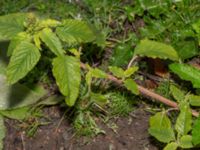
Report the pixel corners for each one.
[3,105,161,150]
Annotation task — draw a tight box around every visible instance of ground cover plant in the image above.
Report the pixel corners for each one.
[0,0,200,149]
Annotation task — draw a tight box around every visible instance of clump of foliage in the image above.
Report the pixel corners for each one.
[0,0,200,150]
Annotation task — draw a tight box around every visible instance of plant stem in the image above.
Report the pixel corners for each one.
[80,63,199,117]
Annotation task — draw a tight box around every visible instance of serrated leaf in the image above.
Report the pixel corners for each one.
[124,78,139,95]
[124,66,138,78]
[109,66,125,78]
[169,63,200,88]
[52,56,81,106]
[56,19,95,45]
[170,85,185,102]
[0,115,6,150]
[7,41,41,84]
[40,28,64,56]
[163,142,178,150]
[188,95,200,106]
[7,32,31,56]
[90,68,107,78]
[134,39,179,61]
[149,112,175,143]
[0,13,27,41]
[192,117,200,146]
[179,135,193,149]
[175,102,192,135]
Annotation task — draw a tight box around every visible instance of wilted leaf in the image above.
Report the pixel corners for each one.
[169,63,200,88]
[134,39,179,61]
[149,112,175,143]
[52,56,81,106]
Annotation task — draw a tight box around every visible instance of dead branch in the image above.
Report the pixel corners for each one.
[80,63,199,117]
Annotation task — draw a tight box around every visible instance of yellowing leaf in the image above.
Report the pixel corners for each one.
[134,39,179,61]
[7,41,41,84]
[40,28,64,56]
[52,56,81,106]
[123,78,139,95]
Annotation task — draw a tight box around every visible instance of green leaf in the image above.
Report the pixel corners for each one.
[90,68,107,78]
[7,41,41,84]
[52,56,81,106]
[170,85,185,102]
[175,40,198,60]
[124,66,138,78]
[56,19,95,45]
[0,74,48,110]
[175,102,192,135]
[40,28,64,56]
[0,115,6,150]
[7,32,31,56]
[179,135,193,149]
[192,117,200,146]
[0,107,30,120]
[169,63,200,88]
[134,39,179,61]
[163,142,178,150]
[188,95,200,106]
[110,43,134,67]
[109,66,125,78]
[90,93,108,105]
[124,78,139,95]
[149,112,175,143]
[0,13,27,41]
